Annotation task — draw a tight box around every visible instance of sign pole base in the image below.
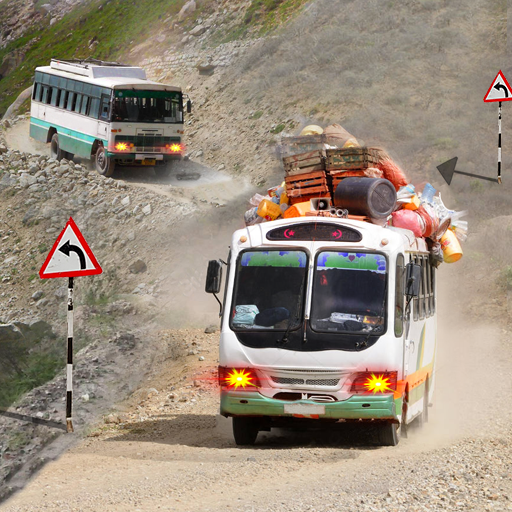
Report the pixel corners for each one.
[66,419,74,433]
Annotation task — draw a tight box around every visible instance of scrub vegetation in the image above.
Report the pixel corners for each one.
[0,0,185,115]
[0,337,63,408]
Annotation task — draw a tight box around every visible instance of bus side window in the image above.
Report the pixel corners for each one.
[419,256,425,320]
[89,98,100,119]
[50,88,59,107]
[100,95,110,120]
[66,92,75,111]
[80,96,89,116]
[41,86,50,104]
[395,254,405,337]
[74,94,83,113]
[430,263,436,313]
[33,83,41,101]
[425,259,432,317]
[412,256,419,322]
[59,90,67,109]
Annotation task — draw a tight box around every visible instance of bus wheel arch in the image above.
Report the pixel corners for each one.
[93,141,115,177]
[46,126,57,144]
[50,132,63,161]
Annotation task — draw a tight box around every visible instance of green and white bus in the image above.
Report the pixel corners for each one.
[30,59,190,177]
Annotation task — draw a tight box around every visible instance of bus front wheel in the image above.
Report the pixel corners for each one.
[50,133,63,161]
[377,421,400,446]
[232,417,259,446]
[95,145,115,177]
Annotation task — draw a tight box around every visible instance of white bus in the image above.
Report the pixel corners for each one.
[206,216,437,446]
[30,59,190,177]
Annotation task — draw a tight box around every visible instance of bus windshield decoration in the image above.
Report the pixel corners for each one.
[310,252,387,334]
[266,223,362,242]
[231,250,307,331]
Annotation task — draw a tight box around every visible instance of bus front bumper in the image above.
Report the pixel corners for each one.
[221,392,399,421]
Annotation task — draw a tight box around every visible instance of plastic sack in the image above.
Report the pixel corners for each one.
[244,207,263,226]
[233,305,260,327]
[416,204,439,238]
[391,209,425,237]
[373,150,408,191]
[249,193,266,207]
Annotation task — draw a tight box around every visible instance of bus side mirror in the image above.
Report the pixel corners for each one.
[205,260,222,294]
[187,100,192,114]
[405,263,421,297]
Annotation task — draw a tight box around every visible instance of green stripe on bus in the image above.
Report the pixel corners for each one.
[30,117,107,146]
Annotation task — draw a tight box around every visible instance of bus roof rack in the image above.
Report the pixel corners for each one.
[50,58,147,80]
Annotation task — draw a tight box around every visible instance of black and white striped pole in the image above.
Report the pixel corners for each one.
[483,70,512,184]
[498,101,502,184]
[39,217,102,433]
[66,277,74,433]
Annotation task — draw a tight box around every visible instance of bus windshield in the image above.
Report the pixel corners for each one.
[112,90,183,123]
[231,250,307,331]
[310,252,387,334]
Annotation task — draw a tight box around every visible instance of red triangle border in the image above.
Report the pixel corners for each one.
[483,70,512,103]
[39,217,103,279]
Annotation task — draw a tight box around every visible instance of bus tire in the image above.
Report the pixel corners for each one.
[95,144,115,177]
[377,421,400,446]
[232,417,259,446]
[50,133,63,161]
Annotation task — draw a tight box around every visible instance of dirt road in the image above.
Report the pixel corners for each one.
[2,274,512,512]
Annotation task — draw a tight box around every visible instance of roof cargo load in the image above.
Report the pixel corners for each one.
[50,59,147,80]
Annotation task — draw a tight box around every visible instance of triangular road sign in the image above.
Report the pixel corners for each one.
[483,70,512,102]
[39,217,102,279]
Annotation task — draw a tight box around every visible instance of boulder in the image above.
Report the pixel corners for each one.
[0,323,24,343]
[129,259,147,274]
[178,0,196,21]
[190,24,206,36]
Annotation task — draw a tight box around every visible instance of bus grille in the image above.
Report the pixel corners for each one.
[270,376,340,387]
[115,135,180,152]
[271,376,304,385]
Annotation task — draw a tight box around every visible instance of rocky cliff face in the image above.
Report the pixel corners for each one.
[0,0,90,49]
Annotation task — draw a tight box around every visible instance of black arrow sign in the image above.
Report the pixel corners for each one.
[59,240,86,269]
[494,82,509,97]
[437,157,499,185]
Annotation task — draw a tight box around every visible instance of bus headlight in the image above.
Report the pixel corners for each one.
[218,367,261,391]
[350,371,397,394]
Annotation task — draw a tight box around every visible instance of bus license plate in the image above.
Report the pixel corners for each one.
[143,159,156,166]
[284,403,325,415]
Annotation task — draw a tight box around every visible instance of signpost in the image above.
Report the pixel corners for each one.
[437,157,500,185]
[39,217,102,432]
[483,70,512,184]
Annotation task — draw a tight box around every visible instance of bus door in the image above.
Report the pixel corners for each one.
[97,93,110,138]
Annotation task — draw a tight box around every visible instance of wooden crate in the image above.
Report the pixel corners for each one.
[326,147,381,170]
[285,170,329,200]
[283,150,325,176]
[278,135,345,158]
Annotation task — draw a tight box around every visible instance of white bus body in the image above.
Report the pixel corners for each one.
[30,59,187,176]
[209,217,437,446]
